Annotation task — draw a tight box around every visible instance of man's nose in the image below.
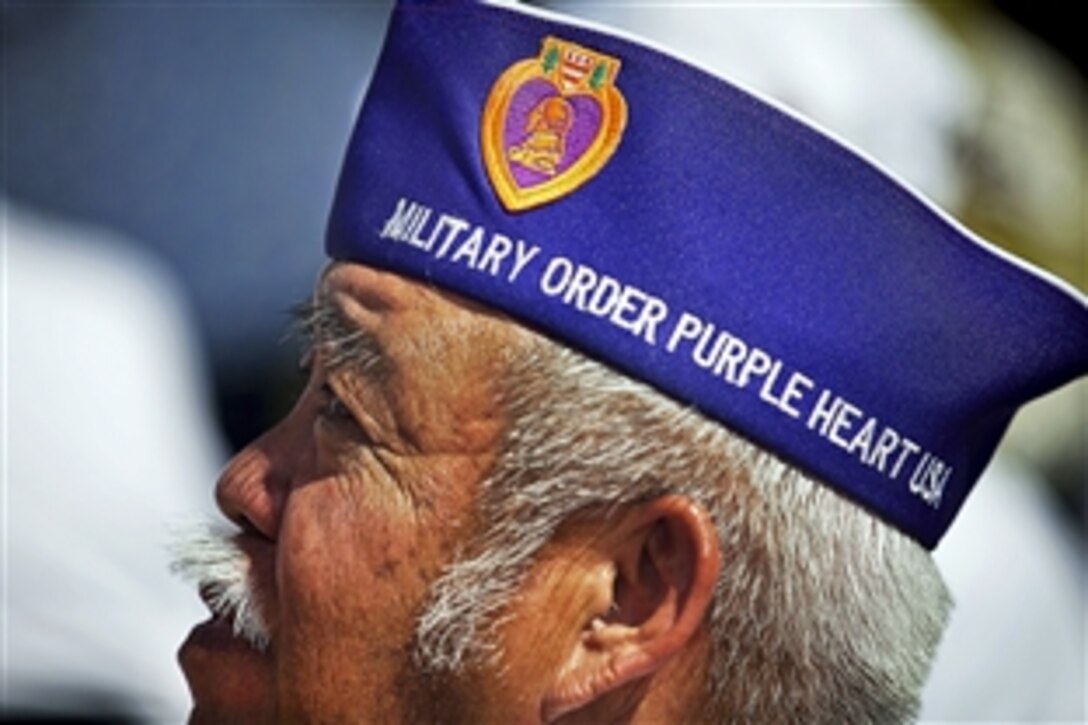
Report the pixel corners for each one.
[215,418,306,540]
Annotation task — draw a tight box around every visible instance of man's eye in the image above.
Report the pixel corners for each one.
[319,383,354,422]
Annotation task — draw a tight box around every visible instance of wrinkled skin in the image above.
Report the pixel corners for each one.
[179,263,516,723]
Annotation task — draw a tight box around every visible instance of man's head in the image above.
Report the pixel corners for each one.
[177,0,1086,721]
[177,262,950,723]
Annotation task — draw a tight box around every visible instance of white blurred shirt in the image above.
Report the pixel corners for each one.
[3,202,223,720]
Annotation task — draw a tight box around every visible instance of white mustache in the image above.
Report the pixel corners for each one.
[170,522,271,652]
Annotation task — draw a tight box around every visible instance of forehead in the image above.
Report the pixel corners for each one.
[317,262,521,452]
[319,262,505,332]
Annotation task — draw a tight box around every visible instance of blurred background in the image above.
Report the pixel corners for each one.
[1,0,1084,721]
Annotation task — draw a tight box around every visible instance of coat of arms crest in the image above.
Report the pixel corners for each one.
[481,37,627,212]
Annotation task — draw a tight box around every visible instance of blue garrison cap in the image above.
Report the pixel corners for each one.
[327,0,1088,548]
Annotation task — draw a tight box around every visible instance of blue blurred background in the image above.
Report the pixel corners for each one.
[4,1,392,442]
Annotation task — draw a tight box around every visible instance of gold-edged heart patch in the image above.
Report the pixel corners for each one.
[481,37,627,213]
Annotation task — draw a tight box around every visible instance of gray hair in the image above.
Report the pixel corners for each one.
[415,333,950,722]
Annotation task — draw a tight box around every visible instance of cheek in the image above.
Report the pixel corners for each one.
[267,450,485,715]
[275,478,435,654]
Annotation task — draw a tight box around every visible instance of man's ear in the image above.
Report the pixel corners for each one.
[542,495,721,721]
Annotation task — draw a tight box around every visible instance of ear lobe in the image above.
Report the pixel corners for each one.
[543,496,721,721]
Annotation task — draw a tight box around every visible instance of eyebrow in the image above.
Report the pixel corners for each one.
[290,294,387,380]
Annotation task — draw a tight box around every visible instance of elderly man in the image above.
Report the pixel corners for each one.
[174,1,1087,722]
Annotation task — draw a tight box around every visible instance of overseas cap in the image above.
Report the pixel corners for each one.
[327,0,1088,548]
